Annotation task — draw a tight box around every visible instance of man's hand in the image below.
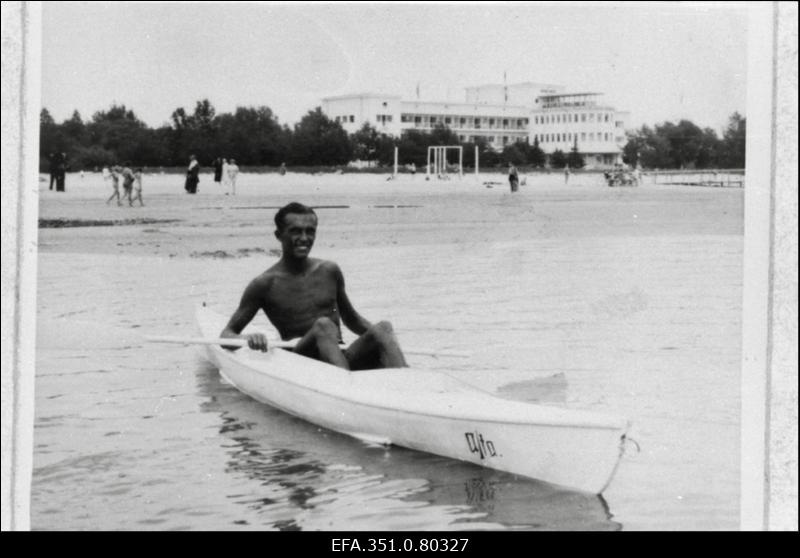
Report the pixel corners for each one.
[245,332,268,352]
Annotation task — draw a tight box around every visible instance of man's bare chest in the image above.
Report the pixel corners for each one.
[267,272,337,312]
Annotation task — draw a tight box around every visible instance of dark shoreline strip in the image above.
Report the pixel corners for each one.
[39,218,181,229]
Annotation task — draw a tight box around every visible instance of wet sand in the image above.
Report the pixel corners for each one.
[33,171,743,530]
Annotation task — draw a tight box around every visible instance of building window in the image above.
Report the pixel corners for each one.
[350,115,355,123]
[445,117,451,124]
[415,116,421,123]
[489,118,495,127]
[488,136,495,142]
[475,119,481,129]
[605,114,610,122]
[581,114,586,122]
[581,132,586,141]
[503,136,509,145]
[535,116,539,124]
[503,119,509,127]
[589,132,595,141]
[335,116,340,123]
[460,117,466,125]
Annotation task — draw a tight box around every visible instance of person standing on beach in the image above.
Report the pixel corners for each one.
[508,163,519,193]
[185,154,200,194]
[220,202,408,371]
[221,158,230,190]
[226,158,239,195]
[121,164,135,204]
[213,157,224,187]
[55,152,67,192]
[48,153,58,190]
[279,162,287,176]
[565,166,570,184]
[129,168,144,206]
[106,166,122,205]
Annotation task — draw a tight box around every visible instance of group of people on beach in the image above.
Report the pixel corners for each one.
[104,164,144,206]
[211,157,240,195]
[48,152,68,192]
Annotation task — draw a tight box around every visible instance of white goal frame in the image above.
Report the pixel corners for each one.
[427,146,463,179]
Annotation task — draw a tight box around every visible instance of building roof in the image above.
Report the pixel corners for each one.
[538,92,603,99]
[400,100,529,111]
[466,81,563,90]
[322,93,402,101]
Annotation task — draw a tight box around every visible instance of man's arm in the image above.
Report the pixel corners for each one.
[331,263,372,336]
[220,279,269,351]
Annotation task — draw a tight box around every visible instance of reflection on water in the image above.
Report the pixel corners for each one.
[195,361,620,531]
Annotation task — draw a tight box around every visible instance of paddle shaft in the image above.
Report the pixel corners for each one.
[144,335,468,358]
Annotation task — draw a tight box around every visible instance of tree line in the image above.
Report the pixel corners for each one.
[40,99,745,172]
[622,113,746,169]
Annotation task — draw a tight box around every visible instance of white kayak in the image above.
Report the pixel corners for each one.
[195,303,631,494]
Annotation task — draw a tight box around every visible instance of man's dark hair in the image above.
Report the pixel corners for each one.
[274,202,317,232]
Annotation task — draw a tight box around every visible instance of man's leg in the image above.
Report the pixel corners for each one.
[345,321,408,370]
[293,317,350,369]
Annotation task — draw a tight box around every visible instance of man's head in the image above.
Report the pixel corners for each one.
[274,202,318,260]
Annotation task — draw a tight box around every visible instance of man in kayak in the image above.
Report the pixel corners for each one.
[220,202,408,370]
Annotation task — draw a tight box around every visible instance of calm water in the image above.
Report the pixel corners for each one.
[32,183,742,530]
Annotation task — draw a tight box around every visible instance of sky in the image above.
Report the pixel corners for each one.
[40,1,748,134]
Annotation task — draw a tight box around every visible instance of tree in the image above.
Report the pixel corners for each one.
[216,105,287,165]
[502,141,527,166]
[290,107,352,165]
[351,122,382,163]
[86,104,148,164]
[527,137,546,167]
[549,149,567,169]
[396,129,428,167]
[62,110,87,145]
[429,123,460,146]
[695,127,721,169]
[39,108,64,163]
[720,112,746,168]
[566,139,585,169]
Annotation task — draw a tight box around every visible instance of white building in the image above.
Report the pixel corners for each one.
[530,92,629,167]
[321,83,629,168]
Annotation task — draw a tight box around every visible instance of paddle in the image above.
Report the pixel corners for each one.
[145,335,469,359]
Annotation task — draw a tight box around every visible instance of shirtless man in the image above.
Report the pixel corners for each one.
[220,202,408,370]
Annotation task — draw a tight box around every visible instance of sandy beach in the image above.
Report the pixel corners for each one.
[32,171,743,530]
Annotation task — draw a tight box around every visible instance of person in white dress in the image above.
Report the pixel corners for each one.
[226,158,239,195]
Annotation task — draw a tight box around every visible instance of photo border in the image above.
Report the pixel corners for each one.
[1,1,796,531]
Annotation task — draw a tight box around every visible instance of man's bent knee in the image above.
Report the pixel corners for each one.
[312,317,339,338]
[369,321,397,342]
